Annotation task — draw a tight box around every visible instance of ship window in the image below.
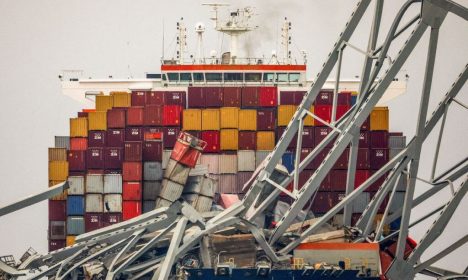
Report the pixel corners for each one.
[245,73,262,82]
[224,73,243,82]
[206,73,222,82]
[167,73,179,82]
[277,73,288,82]
[289,73,300,82]
[264,73,275,82]
[180,73,192,82]
[193,73,204,82]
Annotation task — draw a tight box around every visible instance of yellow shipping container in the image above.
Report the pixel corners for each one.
[220,107,240,129]
[220,129,239,150]
[70,117,88,137]
[111,91,131,107]
[49,161,69,181]
[49,180,68,200]
[304,105,315,126]
[48,148,67,162]
[238,110,257,130]
[183,109,202,130]
[278,105,297,126]
[370,107,389,131]
[88,111,107,131]
[66,236,76,246]
[95,94,113,111]
[257,131,276,150]
[202,109,221,130]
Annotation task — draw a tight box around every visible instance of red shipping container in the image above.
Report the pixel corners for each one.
[164,91,186,106]
[131,91,147,106]
[370,148,389,170]
[223,87,241,107]
[331,170,347,191]
[48,240,66,252]
[88,131,106,147]
[258,86,278,107]
[70,138,88,151]
[123,182,142,200]
[257,109,276,130]
[186,131,201,139]
[370,131,389,148]
[143,127,164,138]
[187,87,205,108]
[163,127,180,148]
[123,201,142,221]
[126,107,144,126]
[312,192,334,213]
[201,131,220,153]
[85,213,103,232]
[87,148,105,169]
[336,105,350,120]
[107,129,125,147]
[355,170,371,189]
[205,87,224,107]
[242,87,259,107]
[238,131,256,150]
[102,213,122,227]
[338,91,352,105]
[104,147,123,170]
[123,162,142,181]
[143,141,163,161]
[314,127,334,148]
[107,108,126,128]
[48,200,67,221]
[314,105,332,126]
[356,148,370,169]
[124,141,142,162]
[162,105,182,126]
[68,150,86,171]
[170,132,206,168]
[315,90,333,105]
[144,105,163,126]
[359,131,370,148]
[146,91,164,106]
[125,127,143,141]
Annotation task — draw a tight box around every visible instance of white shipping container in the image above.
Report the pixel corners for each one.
[86,174,104,193]
[237,151,256,172]
[218,154,238,174]
[162,150,172,169]
[104,174,123,194]
[155,197,173,208]
[159,179,184,201]
[164,159,190,185]
[255,151,270,168]
[86,194,104,213]
[68,176,85,195]
[200,155,220,174]
[103,194,122,212]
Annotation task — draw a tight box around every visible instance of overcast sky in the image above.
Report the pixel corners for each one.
[0,0,466,278]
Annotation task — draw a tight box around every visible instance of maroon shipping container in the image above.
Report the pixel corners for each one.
[331,192,345,213]
[312,192,334,213]
[223,87,241,107]
[187,87,205,108]
[258,86,278,107]
[334,148,349,170]
[124,141,143,162]
[277,127,314,149]
[125,127,143,141]
[355,169,371,190]
[48,200,66,221]
[87,169,105,175]
[370,148,389,170]
[186,131,201,139]
[314,127,334,148]
[143,141,163,161]
[107,129,125,147]
[123,182,142,200]
[146,91,164,106]
[88,131,106,147]
[123,162,142,181]
[107,108,126,128]
[370,131,389,148]
[102,213,123,227]
[48,240,66,252]
[144,105,163,126]
[292,170,331,192]
[277,127,296,149]
[238,131,256,150]
[163,127,180,148]
[87,148,105,169]
[338,91,352,105]
[279,91,296,105]
[205,87,224,107]
[162,105,182,126]
[331,170,347,191]
[301,148,316,170]
[127,107,144,126]
[257,109,276,130]
[84,213,103,232]
[104,147,123,170]
[369,191,388,213]
[361,116,370,131]
[143,127,164,135]
[68,150,86,171]
[164,91,186,106]
[131,91,148,106]
[315,90,333,105]
[201,131,220,153]
[357,148,370,169]
[242,87,259,107]
[77,112,88,118]
[359,131,370,148]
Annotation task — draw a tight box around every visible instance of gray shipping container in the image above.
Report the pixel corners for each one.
[389,136,406,149]
[67,216,85,235]
[218,154,238,174]
[200,154,220,174]
[184,176,216,197]
[55,136,70,150]
[164,159,190,185]
[86,194,104,213]
[352,192,370,213]
[104,174,123,194]
[103,194,122,212]
[49,221,66,240]
[255,151,270,168]
[143,181,162,200]
[143,200,156,213]
[86,174,104,193]
[217,174,238,194]
[162,150,172,169]
[159,179,184,201]
[237,150,256,172]
[144,162,163,181]
[389,148,404,160]
[68,176,85,195]
[155,197,172,208]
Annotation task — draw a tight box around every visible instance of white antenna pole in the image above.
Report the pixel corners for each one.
[176,18,187,64]
[281,18,291,64]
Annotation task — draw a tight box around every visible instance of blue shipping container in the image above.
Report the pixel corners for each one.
[67,216,85,235]
[67,195,85,216]
[351,95,357,106]
[282,152,295,173]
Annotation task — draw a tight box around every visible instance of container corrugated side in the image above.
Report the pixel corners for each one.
[48,148,67,162]
[95,95,114,111]
[68,176,85,195]
[304,105,315,126]
[49,181,68,200]
[66,236,76,246]
[55,136,70,149]
[255,151,270,167]
[49,161,69,181]
[86,174,104,193]
[144,162,163,181]
[220,107,239,129]
[200,154,220,174]
[389,136,406,149]
[103,194,122,212]
[88,111,107,131]
[70,118,88,137]
[370,107,389,131]
[238,110,257,131]
[183,109,202,131]
[104,174,123,194]
[218,154,238,174]
[237,172,253,193]
[111,91,131,107]
[159,179,184,201]
[162,150,172,169]
[217,174,238,193]
[220,129,239,150]
[256,131,275,150]
[278,105,297,126]
[85,194,104,212]
[67,216,85,235]
[201,109,220,130]
[49,221,66,240]
[67,195,85,215]
[143,181,162,200]
[237,151,256,172]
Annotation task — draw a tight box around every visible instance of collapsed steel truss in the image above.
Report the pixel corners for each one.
[1,0,467,279]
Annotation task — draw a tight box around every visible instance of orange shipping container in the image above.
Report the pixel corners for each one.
[370,107,389,131]
[66,235,76,246]
[49,161,69,181]
[95,95,113,111]
[238,110,257,131]
[220,129,239,150]
[183,109,202,131]
[256,131,275,150]
[202,109,220,131]
[49,180,68,200]
[70,118,88,137]
[48,148,67,162]
[278,105,297,126]
[88,111,107,131]
[220,107,240,129]
[304,105,315,126]
[111,91,131,107]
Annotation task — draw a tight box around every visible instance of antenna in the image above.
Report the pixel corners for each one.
[176,18,187,64]
[281,17,292,64]
[202,3,230,29]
